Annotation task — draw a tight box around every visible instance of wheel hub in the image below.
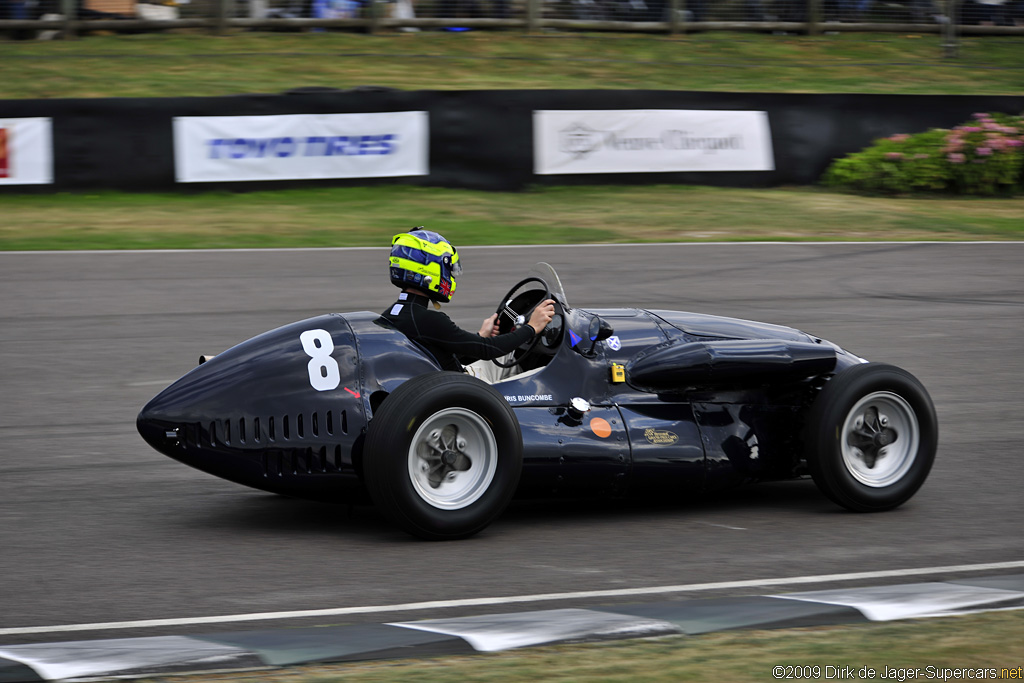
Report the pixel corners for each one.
[408,408,497,510]
[874,431,895,448]
[421,430,472,488]
[846,406,902,469]
[840,392,920,488]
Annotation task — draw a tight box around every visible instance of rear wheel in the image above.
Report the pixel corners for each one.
[364,372,523,540]
[804,363,937,512]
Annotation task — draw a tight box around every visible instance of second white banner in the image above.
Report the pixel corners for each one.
[534,109,775,175]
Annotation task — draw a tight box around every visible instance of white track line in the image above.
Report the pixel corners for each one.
[1,242,1023,256]
[3,560,1023,637]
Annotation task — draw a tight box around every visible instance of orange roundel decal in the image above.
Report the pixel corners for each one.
[590,417,612,438]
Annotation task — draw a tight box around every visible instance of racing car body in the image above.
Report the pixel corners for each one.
[138,264,938,539]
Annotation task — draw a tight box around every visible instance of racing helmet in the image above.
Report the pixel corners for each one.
[389,228,462,303]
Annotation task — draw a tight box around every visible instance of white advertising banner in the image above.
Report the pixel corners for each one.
[534,109,775,175]
[174,112,429,183]
[0,118,54,185]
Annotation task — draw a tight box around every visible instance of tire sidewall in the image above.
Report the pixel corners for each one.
[806,363,938,512]
[365,372,523,539]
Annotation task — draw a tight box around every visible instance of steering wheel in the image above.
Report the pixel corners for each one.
[491,277,552,369]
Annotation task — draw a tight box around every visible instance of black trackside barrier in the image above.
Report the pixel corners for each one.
[1,89,1023,193]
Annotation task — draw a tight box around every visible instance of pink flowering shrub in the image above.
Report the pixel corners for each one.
[824,112,1024,195]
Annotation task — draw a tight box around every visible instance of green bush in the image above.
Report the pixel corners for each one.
[823,113,1024,196]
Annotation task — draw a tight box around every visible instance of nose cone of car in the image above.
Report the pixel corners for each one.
[137,356,238,459]
[136,314,361,463]
[137,396,174,456]
[136,363,213,458]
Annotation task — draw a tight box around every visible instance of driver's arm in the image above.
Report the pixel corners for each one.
[416,308,537,362]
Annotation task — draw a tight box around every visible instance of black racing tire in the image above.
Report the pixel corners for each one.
[364,372,523,540]
[803,362,938,512]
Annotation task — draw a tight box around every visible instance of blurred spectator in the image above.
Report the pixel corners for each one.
[312,0,362,18]
[3,0,46,38]
[1011,0,1024,23]
[4,0,28,18]
[772,0,805,21]
[854,0,873,18]
[744,0,766,20]
[960,0,1011,23]
[490,0,508,17]
[906,0,939,22]
[571,0,605,19]
[643,0,666,20]
[4,0,46,17]
[434,0,482,17]
[821,0,842,20]
[2,0,22,39]
[836,0,874,21]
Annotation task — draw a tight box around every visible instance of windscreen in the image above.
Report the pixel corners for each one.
[528,262,569,310]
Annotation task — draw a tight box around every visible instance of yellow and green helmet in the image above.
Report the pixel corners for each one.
[389,229,462,303]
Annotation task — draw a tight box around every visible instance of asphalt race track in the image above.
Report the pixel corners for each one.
[1,243,1021,646]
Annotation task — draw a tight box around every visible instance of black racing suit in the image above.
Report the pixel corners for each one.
[381,291,535,372]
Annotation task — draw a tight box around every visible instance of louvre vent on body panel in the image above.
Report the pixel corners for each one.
[228,411,349,445]
[249,410,353,478]
[198,412,352,477]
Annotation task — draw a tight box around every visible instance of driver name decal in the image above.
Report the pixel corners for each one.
[504,394,553,404]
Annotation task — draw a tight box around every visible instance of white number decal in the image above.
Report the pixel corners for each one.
[300,329,341,392]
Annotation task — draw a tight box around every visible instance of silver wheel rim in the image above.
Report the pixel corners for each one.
[408,408,497,510]
[841,391,919,488]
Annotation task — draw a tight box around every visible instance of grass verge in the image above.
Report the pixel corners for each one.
[139,609,1024,682]
[2,185,1022,250]
[1,32,1023,98]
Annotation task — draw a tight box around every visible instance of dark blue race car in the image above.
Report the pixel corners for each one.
[138,263,938,540]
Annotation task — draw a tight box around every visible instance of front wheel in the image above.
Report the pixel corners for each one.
[803,362,938,512]
[364,372,523,540]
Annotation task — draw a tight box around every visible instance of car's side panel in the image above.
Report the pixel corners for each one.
[343,312,443,401]
[694,402,805,487]
[514,406,630,497]
[492,347,601,408]
[618,403,706,495]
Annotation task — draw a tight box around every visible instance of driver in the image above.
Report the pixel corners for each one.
[382,229,555,382]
